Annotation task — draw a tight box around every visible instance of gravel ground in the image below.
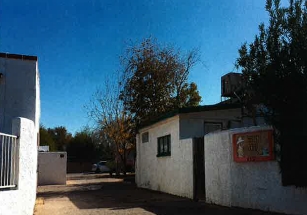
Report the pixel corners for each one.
[34,173,283,215]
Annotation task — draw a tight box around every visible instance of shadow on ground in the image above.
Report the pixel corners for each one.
[37,174,283,215]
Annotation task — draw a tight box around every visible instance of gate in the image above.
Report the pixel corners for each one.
[0,132,19,189]
[193,137,205,201]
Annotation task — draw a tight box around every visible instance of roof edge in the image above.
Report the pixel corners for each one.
[138,103,242,131]
[0,52,38,61]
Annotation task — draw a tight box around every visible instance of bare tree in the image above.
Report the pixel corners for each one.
[87,73,134,175]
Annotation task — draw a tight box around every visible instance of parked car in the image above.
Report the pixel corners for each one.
[92,160,134,175]
[92,161,111,173]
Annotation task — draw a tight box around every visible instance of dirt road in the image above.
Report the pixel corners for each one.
[34,173,281,215]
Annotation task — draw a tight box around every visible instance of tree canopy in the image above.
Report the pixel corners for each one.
[120,38,202,127]
[87,38,202,173]
[66,128,100,162]
[39,125,57,151]
[47,126,72,151]
[39,125,111,162]
[236,0,307,186]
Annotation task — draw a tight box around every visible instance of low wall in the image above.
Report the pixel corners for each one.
[205,126,307,215]
[0,118,37,215]
[38,152,67,185]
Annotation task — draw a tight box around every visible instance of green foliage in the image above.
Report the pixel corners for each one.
[106,160,116,171]
[40,125,114,163]
[91,129,115,160]
[39,125,57,151]
[66,129,97,162]
[236,0,307,186]
[47,126,72,151]
[120,38,202,128]
[176,82,202,108]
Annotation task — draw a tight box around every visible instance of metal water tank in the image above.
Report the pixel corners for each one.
[221,72,242,97]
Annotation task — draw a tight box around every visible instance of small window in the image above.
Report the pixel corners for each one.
[157,135,171,157]
[204,122,222,135]
[142,132,149,143]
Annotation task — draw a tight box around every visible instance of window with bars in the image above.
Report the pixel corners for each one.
[157,135,171,157]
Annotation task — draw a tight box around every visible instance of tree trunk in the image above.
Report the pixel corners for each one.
[115,159,120,176]
[121,152,127,176]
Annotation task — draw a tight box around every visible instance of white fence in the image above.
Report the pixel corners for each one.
[0,132,19,189]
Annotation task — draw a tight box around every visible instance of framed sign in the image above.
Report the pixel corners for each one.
[233,130,274,162]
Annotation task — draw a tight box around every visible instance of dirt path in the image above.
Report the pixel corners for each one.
[34,173,282,215]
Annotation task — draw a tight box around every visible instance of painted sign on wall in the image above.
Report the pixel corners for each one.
[233,130,274,162]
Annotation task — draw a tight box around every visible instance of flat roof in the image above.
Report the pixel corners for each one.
[221,72,242,78]
[139,102,242,131]
[0,52,37,61]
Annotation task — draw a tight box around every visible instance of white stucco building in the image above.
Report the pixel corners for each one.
[136,99,307,214]
[0,52,40,215]
[0,52,40,133]
[136,103,243,199]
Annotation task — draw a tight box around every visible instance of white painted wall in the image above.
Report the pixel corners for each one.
[0,56,40,134]
[205,126,307,215]
[179,108,242,139]
[35,62,40,134]
[0,54,40,215]
[38,152,67,185]
[136,116,194,198]
[0,118,37,215]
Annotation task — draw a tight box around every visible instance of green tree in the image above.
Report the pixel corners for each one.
[236,0,307,186]
[91,129,115,160]
[66,128,98,162]
[39,125,57,151]
[48,126,72,151]
[120,38,202,128]
[175,82,202,108]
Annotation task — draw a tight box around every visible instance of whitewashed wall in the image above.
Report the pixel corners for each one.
[0,118,37,215]
[205,126,307,215]
[0,56,40,134]
[35,62,40,134]
[179,108,242,139]
[38,152,67,185]
[136,116,194,198]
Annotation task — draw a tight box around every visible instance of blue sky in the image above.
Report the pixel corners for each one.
[0,0,277,134]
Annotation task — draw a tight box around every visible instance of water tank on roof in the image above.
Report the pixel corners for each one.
[221,73,242,97]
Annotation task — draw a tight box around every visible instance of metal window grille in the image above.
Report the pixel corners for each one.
[0,133,19,189]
